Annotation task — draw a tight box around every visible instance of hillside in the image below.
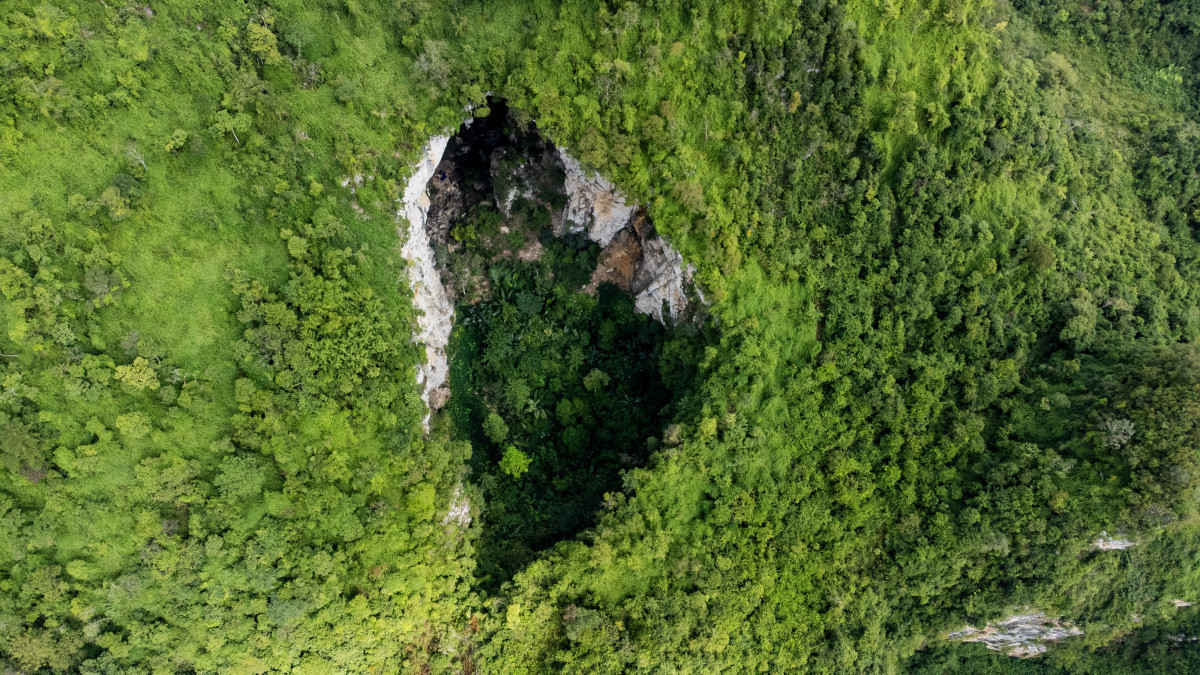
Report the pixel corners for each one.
[1,0,1199,672]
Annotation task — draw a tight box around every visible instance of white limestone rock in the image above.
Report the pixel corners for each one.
[558,148,637,247]
[1093,531,1136,550]
[633,235,696,322]
[948,613,1082,658]
[555,148,697,322]
[442,483,471,529]
[399,135,455,429]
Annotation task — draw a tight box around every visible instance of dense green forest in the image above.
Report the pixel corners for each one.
[2,0,1199,672]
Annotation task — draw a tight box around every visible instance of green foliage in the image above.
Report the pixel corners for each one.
[483,412,509,444]
[0,1,475,671]
[499,447,532,479]
[245,22,284,67]
[113,356,160,391]
[446,214,705,590]
[3,0,1200,672]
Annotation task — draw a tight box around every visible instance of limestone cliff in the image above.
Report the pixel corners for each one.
[400,119,702,428]
[555,149,698,323]
[558,148,638,247]
[399,135,455,426]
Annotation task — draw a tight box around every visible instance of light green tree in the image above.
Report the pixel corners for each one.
[499,446,531,478]
[114,357,159,391]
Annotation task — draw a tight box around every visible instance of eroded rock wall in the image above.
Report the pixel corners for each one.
[558,148,638,247]
[948,613,1083,658]
[399,135,454,427]
[555,149,697,322]
[634,232,695,322]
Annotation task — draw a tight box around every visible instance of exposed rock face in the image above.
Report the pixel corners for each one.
[555,155,698,322]
[424,155,469,245]
[442,483,471,529]
[633,229,696,322]
[575,208,697,323]
[1093,531,1136,550]
[585,227,643,292]
[558,148,638,247]
[399,135,455,427]
[948,613,1083,658]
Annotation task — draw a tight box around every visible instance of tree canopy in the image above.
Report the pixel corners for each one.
[2,0,1199,672]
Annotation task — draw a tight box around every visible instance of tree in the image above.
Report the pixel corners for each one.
[0,414,42,474]
[246,22,284,66]
[211,110,251,145]
[583,368,610,393]
[214,455,266,502]
[499,446,531,478]
[114,357,159,390]
[164,129,188,153]
[125,143,147,172]
[483,412,509,444]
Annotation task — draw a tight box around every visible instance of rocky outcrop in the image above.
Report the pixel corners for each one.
[558,149,637,247]
[633,231,696,322]
[948,613,1083,658]
[442,483,471,529]
[586,227,643,292]
[399,135,455,427]
[556,155,698,322]
[1093,531,1136,550]
[424,153,470,245]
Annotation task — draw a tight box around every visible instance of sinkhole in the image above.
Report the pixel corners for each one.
[407,99,706,589]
